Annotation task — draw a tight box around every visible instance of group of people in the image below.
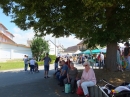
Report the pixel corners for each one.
[76,53,105,69]
[53,56,96,97]
[96,52,105,68]
[117,42,130,72]
[23,53,97,97]
[23,55,39,73]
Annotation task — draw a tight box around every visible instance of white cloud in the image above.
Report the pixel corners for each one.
[12,27,35,45]
[45,35,81,48]
[13,27,21,33]
[12,27,81,48]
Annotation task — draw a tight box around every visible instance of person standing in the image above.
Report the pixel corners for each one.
[97,53,101,68]
[100,52,104,67]
[124,42,130,70]
[117,46,123,72]
[54,56,60,73]
[65,58,71,68]
[23,55,28,71]
[30,58,36,73]
[81,54,85,65]
[43,53,51,78]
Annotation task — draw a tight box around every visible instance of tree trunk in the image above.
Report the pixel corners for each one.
[105,42,117,71]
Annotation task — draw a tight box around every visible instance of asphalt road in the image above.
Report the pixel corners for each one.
[0,64,84,97]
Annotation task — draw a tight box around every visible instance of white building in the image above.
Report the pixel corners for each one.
[57,44,64,53]
[0,23,32,59]
[47,40,65,56]
[47,40,58,56]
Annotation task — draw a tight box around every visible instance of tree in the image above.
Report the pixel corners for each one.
[0,0,130,71]
[30,37,49,61]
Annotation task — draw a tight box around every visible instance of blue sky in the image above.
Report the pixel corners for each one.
[0,9,16,33]
[0,8,81,48]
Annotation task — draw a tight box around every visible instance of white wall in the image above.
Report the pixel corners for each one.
[48,41,58,56]
[0,43,32,59]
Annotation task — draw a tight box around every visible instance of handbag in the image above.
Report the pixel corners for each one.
[65,84,71,93]
[76,86,84,96]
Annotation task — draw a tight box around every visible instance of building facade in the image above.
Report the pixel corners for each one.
[77,40,87,51]
[47,40,58,56]
[0,23,32,59]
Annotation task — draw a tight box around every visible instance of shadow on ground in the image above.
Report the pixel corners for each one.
[0,70,79,97]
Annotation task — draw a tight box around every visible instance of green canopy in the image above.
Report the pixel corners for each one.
[83,50,91,54]
[80,49,101,54]
[91,49,101,54]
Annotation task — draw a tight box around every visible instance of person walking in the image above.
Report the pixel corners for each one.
[43,53,51,78]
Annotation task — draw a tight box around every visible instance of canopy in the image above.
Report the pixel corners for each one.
[74,50,81,54]
[82,50,91,54]
[80,48,106,54]
[91,49,101,54]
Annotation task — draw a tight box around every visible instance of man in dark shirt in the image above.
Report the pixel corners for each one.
[54,56,60,72]
[43,53,51,78]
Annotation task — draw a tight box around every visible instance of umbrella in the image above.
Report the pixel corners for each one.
[92,49,101,54]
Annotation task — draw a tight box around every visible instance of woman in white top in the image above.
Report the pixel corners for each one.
[30,58,36,73]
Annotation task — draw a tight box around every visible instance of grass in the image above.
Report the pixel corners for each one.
[0,61,24,70]
[0,59,55,70]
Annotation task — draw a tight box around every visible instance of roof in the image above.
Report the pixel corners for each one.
[0,42,30,48]
[57,45,64,50]
[0,32,16,44]
[0,23,8,30]
[64,45,78,53]
[77,40,84,45]
[6,31,15,37]
[17,44,30,48]
[48,40,58,47]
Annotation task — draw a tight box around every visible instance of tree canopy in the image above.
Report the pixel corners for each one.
[0,0,130,47]
[1,0,130,70]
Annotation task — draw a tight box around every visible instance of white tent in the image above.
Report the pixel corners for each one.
[74,50,81,54]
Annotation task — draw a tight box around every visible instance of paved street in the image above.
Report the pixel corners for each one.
[0,64,84,97]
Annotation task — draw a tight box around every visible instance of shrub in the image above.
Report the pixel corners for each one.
[37,61,43,65]
[49,55,56,60]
